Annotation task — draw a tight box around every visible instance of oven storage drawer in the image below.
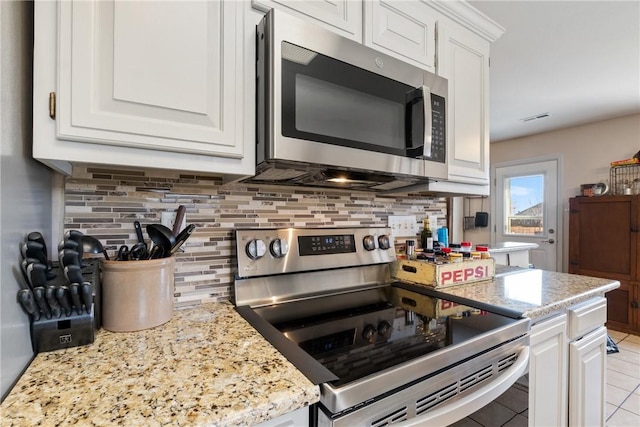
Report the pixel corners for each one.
[317,335,529,427]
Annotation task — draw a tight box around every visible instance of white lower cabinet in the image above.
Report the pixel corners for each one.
[528,297,607,427]
[528,314,568,427]
[568,326,607,427]
[33,0,254,176]
[254,406,309,427]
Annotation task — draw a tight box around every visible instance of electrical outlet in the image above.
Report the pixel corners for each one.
[160,211,186,233]
[388,215,418,240]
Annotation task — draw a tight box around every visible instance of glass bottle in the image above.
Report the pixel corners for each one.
[421,218,433,250]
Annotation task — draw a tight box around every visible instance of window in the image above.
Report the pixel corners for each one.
[504,174,544,235]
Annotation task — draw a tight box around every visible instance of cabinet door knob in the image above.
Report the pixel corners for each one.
[631,301,639,309]
[631,226,639,233]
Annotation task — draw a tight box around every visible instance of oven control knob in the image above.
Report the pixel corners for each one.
[378,235,391,250]
[269,238,289,258]
[377,320,393,339]
[363,235,376,251]
[362,324,377,343]
[246,239,267,260]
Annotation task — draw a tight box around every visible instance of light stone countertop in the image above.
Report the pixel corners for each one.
[487,242,539,253]
[434,268,619,321]
[0,302,320,427]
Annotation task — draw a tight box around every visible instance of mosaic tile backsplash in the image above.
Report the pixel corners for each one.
[65,166,446,309]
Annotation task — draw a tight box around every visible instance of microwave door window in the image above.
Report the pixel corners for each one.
[281,42,413,157]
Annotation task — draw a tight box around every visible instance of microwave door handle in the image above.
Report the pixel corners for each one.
[422,85,432,158]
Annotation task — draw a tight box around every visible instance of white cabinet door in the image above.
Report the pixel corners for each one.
[436,19,491,185]
[568,326,607,427]
[252,0,362,41]
[364,0,437,72]
[33,0,254,176]
[528,314,568,427]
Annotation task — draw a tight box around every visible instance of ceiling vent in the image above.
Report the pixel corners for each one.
[520,112,550,122]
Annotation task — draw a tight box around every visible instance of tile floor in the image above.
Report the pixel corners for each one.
[449,330,640,427]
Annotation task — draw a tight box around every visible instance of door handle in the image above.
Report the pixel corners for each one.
[541,239,555,244]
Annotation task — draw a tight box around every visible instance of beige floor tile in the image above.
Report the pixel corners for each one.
[609,349,640,365]
[606,403,619,419]
[468,401,516,426]
[606,407,640,427]
[609,330,629,342]
[607,369,640,392]
[608,384,633,406]
[618,340,640,354]
[621,391,640,416]
[624,334,640,345]
[608,357,640,378]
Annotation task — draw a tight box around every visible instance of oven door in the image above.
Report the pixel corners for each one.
[257,9,448,181]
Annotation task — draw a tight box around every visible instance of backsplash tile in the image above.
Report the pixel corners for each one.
[65,166,446,308]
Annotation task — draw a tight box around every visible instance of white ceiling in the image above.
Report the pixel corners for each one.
[467,0,640,142]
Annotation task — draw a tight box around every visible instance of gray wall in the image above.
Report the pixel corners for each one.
[1,0,53,399]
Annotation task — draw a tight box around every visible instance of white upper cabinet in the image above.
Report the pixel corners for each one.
[364,0,437,72]
[437,20,491,185]
[251,0,363,41]
[33,0,254,176]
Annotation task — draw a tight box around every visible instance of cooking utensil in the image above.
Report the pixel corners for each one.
[81,282,93,314]
[146,224,175,256]
[172,205,186,235]
[64,265,84,285]
[27,262,48,289]
[45,286,62,318]
[81,235,110,260]
[170,224,195,255]
[134,220,145,244]
[33,287,51,320]
[56,286,73,317]
[116,245,130,261]
[147,245,165,260]
[69,283,83,315]
[129,242,148,260]
[17,289,40,320]
[20,241,54,279]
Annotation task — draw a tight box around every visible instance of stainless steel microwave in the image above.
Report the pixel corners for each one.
[246,9,448,192]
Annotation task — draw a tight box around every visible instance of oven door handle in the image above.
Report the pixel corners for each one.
[393,345,530,427]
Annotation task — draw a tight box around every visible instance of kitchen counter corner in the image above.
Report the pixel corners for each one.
[1,303,320,426]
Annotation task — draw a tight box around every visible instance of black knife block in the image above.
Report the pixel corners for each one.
[29,259,101,353]
[31,307,95,353]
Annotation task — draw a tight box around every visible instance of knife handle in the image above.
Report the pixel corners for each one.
[27,262,48,289]
[58,238,80,252]
[33,287,51,320]
[18,289,40,321]
[64,265,84,285]
[59,249,81,269]
[64,230,84,261]
[45,286,62,318]
[81,282,93,314]
[56,286,73,317]
[69,283,83,315]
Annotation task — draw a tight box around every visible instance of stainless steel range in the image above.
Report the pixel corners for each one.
[233,227,530,427]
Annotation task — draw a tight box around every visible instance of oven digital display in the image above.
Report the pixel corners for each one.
[298,234,356,255]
